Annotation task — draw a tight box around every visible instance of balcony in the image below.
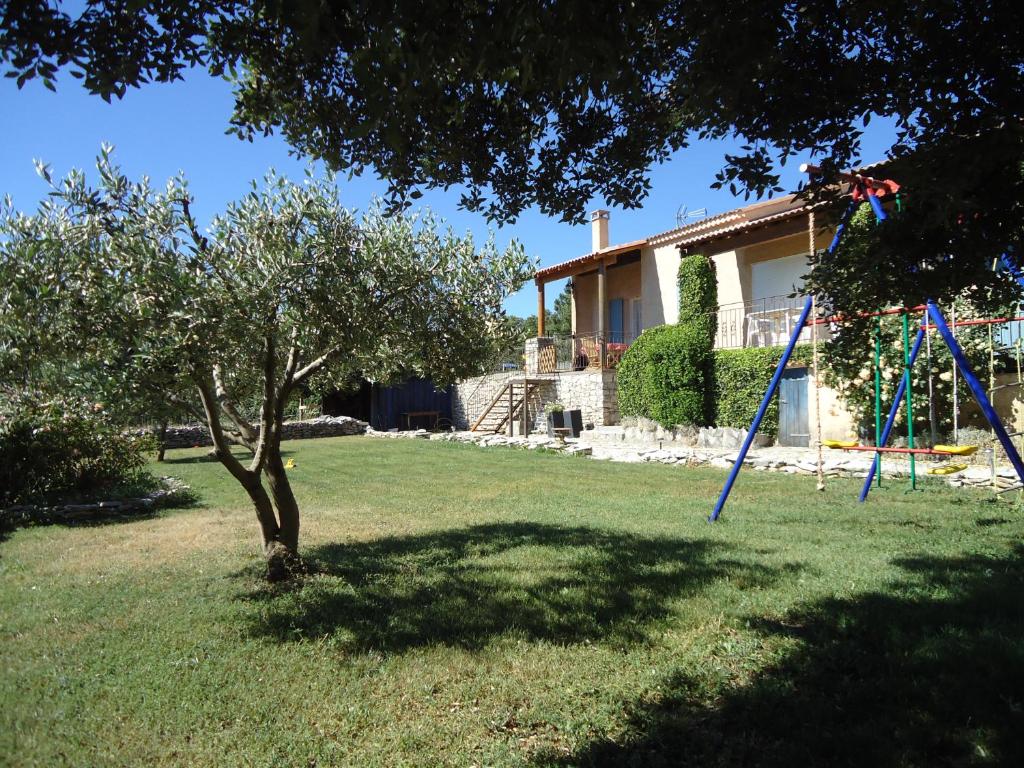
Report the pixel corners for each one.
[714,294,824,350]
[526,332,639,373]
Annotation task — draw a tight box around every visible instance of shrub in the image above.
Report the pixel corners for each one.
[618,324,713,427]
[677,251,718,343]
[618,253,718,428]
[820,313,998,441]
[0,401,154,507]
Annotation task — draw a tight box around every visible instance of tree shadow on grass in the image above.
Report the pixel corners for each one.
[536,545,1024,767]
[239,522,791,652]
[160,448,294,465]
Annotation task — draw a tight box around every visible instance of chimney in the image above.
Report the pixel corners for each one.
[591,209,610,252]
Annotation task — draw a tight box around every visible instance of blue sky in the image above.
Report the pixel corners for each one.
[1,69,898,317]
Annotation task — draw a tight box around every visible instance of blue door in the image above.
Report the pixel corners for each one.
[608,298,624,343]
[778,367,809,447]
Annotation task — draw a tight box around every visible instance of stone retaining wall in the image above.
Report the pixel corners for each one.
[0,476,191,529]
[366,428,1012,490]
[451,371,522,430]
[452,370,618,432]
[145,415,367,449]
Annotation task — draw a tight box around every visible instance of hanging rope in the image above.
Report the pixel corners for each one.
[988,323,998,450]
[810,211,825,491]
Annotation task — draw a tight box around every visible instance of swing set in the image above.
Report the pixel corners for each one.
[710,166,1024,521]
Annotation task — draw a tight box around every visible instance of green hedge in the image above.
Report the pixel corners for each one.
[620,340,813,436]
[714,344,811,437]
[677,252,717,344]
[614,257,720,428]
[618,254,718,428]
[618,324,713,427]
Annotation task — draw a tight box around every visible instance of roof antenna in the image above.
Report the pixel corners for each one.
[676,206,708,227]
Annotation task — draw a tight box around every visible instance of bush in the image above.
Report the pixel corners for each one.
[0,401,154,507]
[677,251,718,343]
[618,253,718,428]
[618,324,713,427]
[821,313,999,441]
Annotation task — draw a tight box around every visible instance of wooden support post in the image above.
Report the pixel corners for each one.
[508,382,514,437]
[536,281,546,337]
[597,262,607,368]
[522,384,529,437]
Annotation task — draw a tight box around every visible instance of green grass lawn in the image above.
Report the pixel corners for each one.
[2,436,1023,767]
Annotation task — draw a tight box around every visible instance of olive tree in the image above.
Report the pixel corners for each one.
[0,147,532,577]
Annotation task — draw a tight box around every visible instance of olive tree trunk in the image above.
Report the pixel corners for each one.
[196,376,301,581]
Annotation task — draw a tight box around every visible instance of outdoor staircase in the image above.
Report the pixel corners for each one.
[470,378,543,434]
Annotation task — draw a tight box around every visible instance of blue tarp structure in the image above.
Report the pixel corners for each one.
[370,378,453,430]
[324,378,452,431]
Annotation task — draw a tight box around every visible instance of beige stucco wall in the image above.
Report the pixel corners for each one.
[959,372,1024,434]
[573,272,596,335]
[808,372,859,442]
[710,248,749,307]
[643,242,681,326]
[570,220,841,337]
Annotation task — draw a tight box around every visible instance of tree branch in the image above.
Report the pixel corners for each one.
[179,195,248,312]
[168,392,208,424]
[213,363,258,444]
[248,331,278,474]
[193,375,255,486]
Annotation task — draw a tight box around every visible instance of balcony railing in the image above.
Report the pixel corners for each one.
[521,295,823,375]
[714,294,826,350]
[530,332,639,373]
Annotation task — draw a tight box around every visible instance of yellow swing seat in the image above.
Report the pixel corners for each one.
[932,444,979,456]
[928,463,969,475]
[823,439,859,449]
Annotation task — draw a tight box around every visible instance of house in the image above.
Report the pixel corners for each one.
[453,187,1024,448]
[526,195,854,445]
[454,192,855,443]
[534,195,824,357]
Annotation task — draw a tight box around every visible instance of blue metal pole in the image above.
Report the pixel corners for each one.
[709,296,815,522]
[859,320,926,502]
[927,300,1024,485]
[999,252,1024,290]
[865,189,888,221]
[826,201,859,253]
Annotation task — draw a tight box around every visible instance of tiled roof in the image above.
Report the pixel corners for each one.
[646,194,805,246]
[535,160,889,280]
[534,239,647,281]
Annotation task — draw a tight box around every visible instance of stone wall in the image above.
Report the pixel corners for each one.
[452,370,619,433]
[1,476,191,529]
[555,370,618,428]
[451,370,522,430]
[148,414,367,449]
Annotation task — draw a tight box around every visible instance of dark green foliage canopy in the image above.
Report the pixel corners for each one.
[4,3,1020,211]
[5,1,1024,312]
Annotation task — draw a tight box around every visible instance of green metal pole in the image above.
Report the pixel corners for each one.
[874,317,883,488]
[902,312,917,490]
